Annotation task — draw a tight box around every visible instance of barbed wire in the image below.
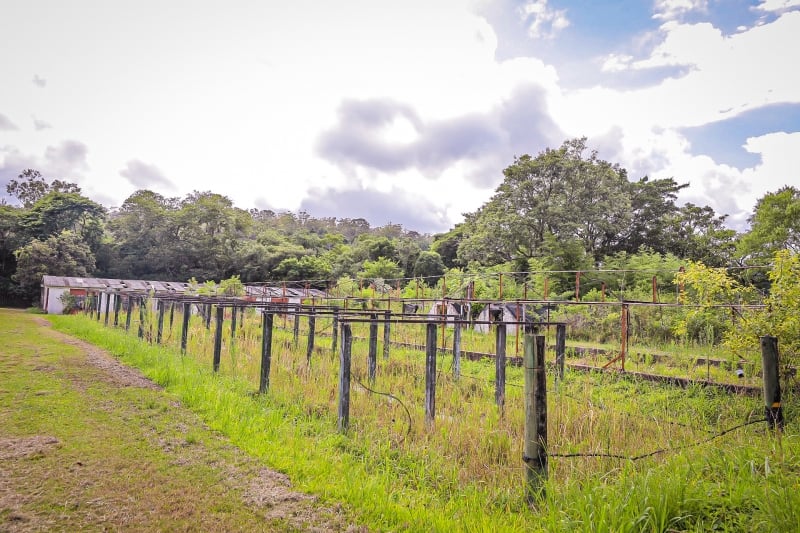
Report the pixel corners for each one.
[549,418,768,461]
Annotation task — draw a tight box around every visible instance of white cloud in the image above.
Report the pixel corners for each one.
[519,0,570,39]
[653,0,708,20]
[755,0,800,12]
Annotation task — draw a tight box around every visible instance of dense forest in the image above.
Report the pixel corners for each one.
[1,138,798,308]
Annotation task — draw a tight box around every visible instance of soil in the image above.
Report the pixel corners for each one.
[2,314,367,532]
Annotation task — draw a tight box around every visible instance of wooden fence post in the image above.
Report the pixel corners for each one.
[306,308,316,363]
[496,324,507,413]
[761,335,784,430]
[555,324,566,381]
[259,312,274,394]
[125,297,132,331]
[113,292,121,327]
[331,307,339,353]
[205,303,211,330]
[453,318,462,380]
[338,324,352,432]
[96,292,102,321]
[169,302,175,333]
[138,297,145,339]
[383,310,391,359]
[293,304,301,346]
[230,305,237,347]
[524,333,548,504]
[181,302,190,354]
[368,313,378,383]
[104,293,111,326]
[213,306,223,372]
[156,300,165,344]
[425,322,438,425]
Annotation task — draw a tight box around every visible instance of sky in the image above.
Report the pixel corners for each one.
[1,0,798,234]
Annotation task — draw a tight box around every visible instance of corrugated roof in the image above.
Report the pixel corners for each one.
[42,276,327,298]
[42,276,192,293]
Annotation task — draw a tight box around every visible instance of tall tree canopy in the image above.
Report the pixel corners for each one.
[457,138,630,266]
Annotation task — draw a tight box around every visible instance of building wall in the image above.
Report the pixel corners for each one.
[44,287,68,314]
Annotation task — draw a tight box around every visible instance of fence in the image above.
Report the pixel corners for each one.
[78,288,786,505]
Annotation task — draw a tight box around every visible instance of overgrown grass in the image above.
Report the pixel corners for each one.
[50,310,799,532]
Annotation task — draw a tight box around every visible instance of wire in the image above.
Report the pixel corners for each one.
[352,375,413,441]
[549,418,767,461]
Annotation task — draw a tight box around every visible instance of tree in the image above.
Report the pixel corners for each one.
[665,203,736,266]
[457,138,631,266]
[358,257,403,280]
[737,186,800,261]
[13,230,95,301]
[19,191,105,244]
[413,251,445,285]
[6,169,82,208]
[107,190,180,279]
[616,177,687,255]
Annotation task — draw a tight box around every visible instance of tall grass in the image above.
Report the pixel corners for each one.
[50,309,799,532]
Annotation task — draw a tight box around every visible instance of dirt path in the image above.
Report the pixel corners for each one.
[1,310,363,532]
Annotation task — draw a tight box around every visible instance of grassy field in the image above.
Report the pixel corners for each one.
[0,308,356,531]
[6,306,800,531]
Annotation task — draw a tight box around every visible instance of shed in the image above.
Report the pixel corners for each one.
[426,299,469,327]
[40,276,192,315]
[474,302,531,335]
[244,285,328,306]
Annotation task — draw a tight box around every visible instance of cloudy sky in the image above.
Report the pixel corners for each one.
[1,0,798,233]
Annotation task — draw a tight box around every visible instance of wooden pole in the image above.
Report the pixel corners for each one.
[205,304,211,329]
[113,292,121,327]
[331,306,339,353]
[601,282,606,302]
[181,302,190,354]
[259,312,274,394]
[338,324,352,432]
[137,297,145,339]
[103,293,111,326]
[125,297,132,331]
[620,304,628,372]
[499,273,503,299]
[453,318,461,380]
[383,310,391,359]
[293,304,300,346]
[169,302,175,336]
[96,291,102,321]
[156,300,165,344]
[543,277,549,301]
[213,306,223,372]
[230,305,237,353]
[424,323,438,425]
[760,335,784,431]
[306,308,316,363]
[524,333,547,504]
[575,271,581,301]
[368,313,378,382]
[555,323,566,382]
[495,324,507,413]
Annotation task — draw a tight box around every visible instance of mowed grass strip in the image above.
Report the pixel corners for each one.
[0,309,353,532]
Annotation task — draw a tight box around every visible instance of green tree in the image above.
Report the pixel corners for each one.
[6,169,82,208]
[13,230,95,301]
[665,204,736,266]
[617,177,687,255]
[726,250,800,366]
[358,257,403,280]
[413,251,445,285]
[737,186,800,261]
[457,138,631,266]
[19,191,105,246]
[107,190,180,279]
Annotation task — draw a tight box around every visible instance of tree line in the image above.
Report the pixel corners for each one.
[1,138,798,307]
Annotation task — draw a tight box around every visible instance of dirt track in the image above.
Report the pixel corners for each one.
[1,310,364,532]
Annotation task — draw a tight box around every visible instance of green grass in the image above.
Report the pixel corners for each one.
[47,310,800,532]
[1,308,346,531]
